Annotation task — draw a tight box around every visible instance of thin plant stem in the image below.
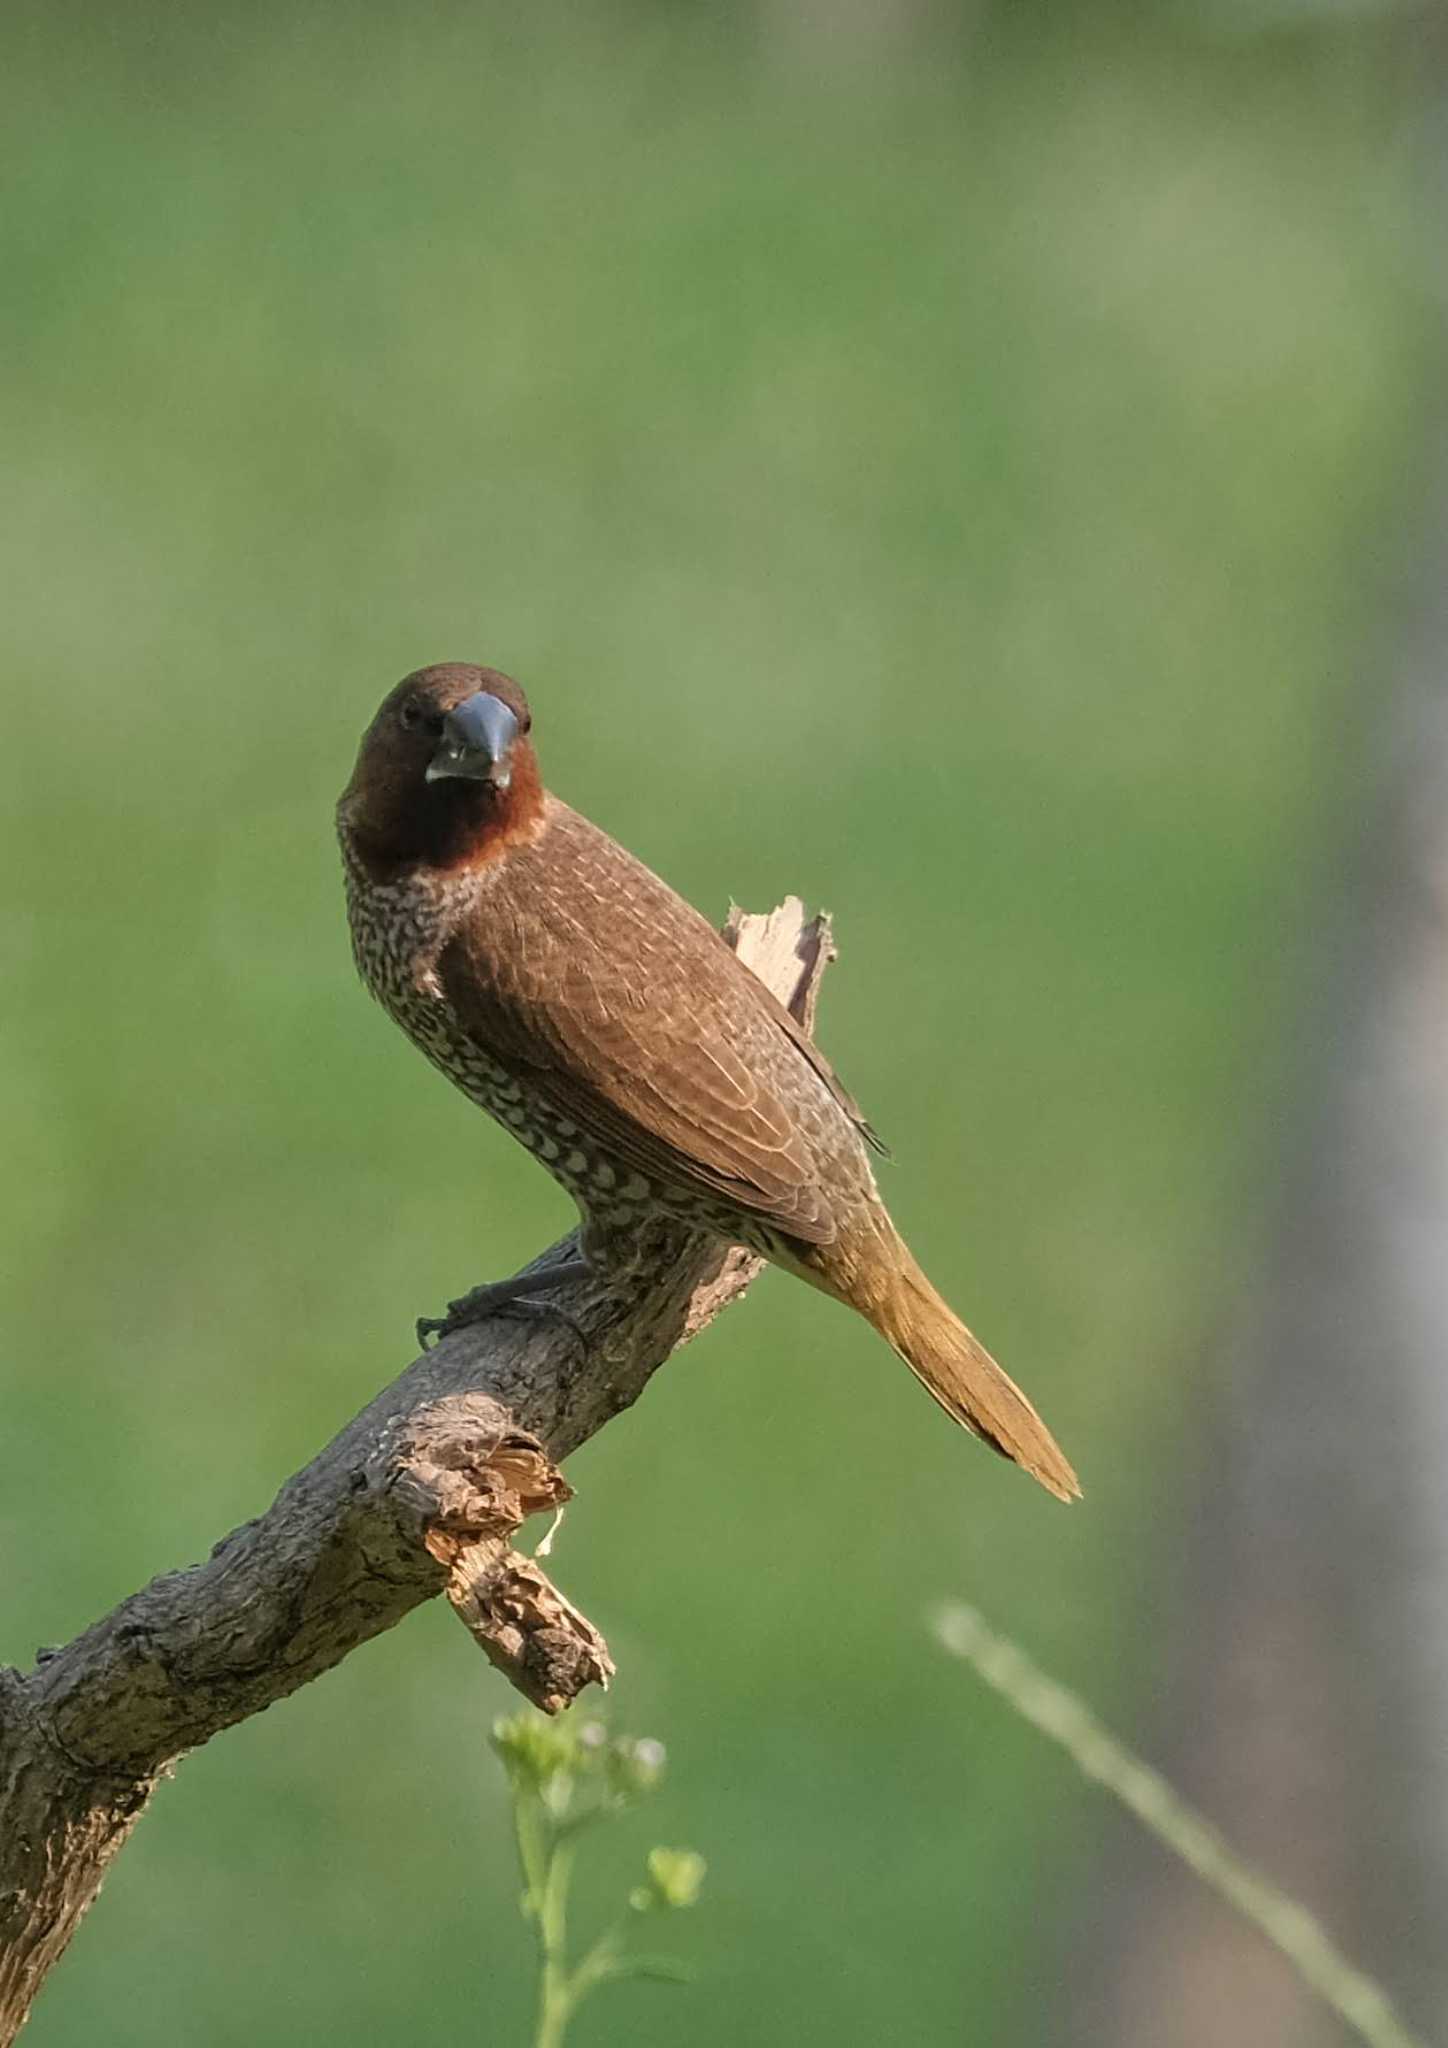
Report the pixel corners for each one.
[535,1840,576,2048]
[511,1792,573,2048]
[568,1926,625,2002]
[934,1602,1426,2048]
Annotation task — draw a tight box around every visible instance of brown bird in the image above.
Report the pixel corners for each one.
[337,664,1078,1501]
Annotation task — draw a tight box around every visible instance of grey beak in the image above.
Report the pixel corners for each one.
[426,691,520,789]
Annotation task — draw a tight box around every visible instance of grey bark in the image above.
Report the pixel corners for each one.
[0,898,833,2047]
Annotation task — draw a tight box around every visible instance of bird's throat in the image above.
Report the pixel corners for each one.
[342,747,546,881]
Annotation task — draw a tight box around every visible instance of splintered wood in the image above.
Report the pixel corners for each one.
[408,1407,613,1712]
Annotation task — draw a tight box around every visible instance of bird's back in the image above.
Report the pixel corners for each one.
[435,796,885,1255]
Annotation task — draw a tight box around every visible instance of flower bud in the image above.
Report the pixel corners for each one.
[632,1847,706,1912]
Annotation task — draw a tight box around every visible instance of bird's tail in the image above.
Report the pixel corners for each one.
[868,1248,1080,1503]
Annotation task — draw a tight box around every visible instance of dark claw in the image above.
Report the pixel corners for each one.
[415,1272,591,1361]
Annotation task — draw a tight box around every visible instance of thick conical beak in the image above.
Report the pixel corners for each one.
[426,691,520,789]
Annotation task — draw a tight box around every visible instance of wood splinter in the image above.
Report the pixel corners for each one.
[408,1412,614,1711]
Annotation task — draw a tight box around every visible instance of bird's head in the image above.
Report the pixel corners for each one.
[338,663,544,874]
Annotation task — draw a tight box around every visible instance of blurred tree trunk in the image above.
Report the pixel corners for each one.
[1068,449,1448,2044]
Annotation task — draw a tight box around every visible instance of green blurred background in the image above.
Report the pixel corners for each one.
[2,2,1436,2041]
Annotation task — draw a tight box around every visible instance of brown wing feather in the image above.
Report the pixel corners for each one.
[766,980,889,1159]
[437,799,878,1246]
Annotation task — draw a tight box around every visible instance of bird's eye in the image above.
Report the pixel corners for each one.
[399,698,439,734]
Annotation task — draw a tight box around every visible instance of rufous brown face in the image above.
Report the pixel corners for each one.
[339,663,543,873]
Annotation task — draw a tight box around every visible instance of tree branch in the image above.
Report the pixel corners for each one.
[0,897,835,2045]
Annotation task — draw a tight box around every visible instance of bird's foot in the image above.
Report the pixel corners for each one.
[416,1259,593,1354]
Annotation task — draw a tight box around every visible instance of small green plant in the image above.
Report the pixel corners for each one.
[491,1710,706,2048]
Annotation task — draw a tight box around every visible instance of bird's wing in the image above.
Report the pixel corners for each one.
[759,968,890,1161]
[437,805,878,1246]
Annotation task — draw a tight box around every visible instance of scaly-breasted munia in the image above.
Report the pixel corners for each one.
[338,664,1077,1500]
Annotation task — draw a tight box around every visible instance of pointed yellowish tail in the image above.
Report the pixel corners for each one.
[870,1252,1080,1502]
